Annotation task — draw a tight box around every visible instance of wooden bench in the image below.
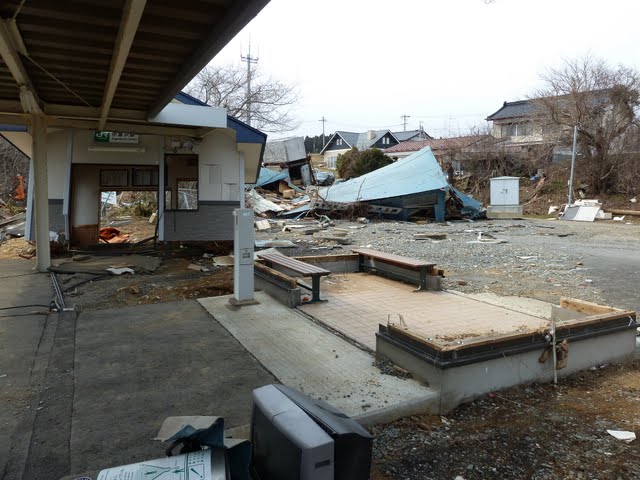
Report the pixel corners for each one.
[351,248,438,291]
[257,252,330,302]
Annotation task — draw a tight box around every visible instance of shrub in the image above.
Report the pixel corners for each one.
[336,147,392,179]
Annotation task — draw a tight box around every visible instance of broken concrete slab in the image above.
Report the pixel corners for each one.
[315,235,352,245]
[254,219,271,231]
[188,263,210,272]
[51,255,161,275]
[414,232,447,240]
[466,239,508,245]
[212,255,234,266]
[254,239,297,248]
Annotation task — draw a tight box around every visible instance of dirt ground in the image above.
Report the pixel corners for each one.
[370,361,640,480]
[0,216,236,311]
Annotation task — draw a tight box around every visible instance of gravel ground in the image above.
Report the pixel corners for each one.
[256,217,640,309]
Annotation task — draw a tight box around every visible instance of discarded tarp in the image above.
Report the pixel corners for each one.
[99,227,129,243]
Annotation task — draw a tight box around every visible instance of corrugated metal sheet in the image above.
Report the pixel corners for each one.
[318,147,447,204]
[263,137,306,164]
[251,167,290,188]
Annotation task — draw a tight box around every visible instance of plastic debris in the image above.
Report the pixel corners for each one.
[607,430,636,442]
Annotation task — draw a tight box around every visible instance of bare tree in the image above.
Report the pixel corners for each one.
[532,55,640,194]
[186,64,301,133]
[0,136,29,203]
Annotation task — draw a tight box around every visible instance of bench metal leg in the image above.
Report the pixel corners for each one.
[311,276,322,302]
[417,267,428,291]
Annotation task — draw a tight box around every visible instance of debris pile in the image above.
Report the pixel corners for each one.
[247,147,485,223]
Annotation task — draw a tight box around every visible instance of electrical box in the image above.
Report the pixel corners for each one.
[490,176,520,206]
[233,208,255,302]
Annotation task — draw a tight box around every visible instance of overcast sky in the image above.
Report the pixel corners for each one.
[213,0,640,139]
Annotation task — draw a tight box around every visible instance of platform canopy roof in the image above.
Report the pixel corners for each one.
[0,0,269,135]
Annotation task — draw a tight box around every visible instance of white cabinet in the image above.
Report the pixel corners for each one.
[490,176,520,206]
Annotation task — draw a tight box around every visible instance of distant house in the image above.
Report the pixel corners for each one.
[485,100,544,146]
[385,135,488,172]
[392,129,433,142]
[320,130,400,169]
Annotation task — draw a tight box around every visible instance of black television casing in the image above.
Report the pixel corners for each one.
[273,384,373,480]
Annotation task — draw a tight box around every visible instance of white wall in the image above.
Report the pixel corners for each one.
[71,164,100,226]
[198,130,241,202]
[45,131,69,199]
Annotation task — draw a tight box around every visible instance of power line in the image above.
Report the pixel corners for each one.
[401,114,410,131]
[240,42,259,126]
[319,116,327,149]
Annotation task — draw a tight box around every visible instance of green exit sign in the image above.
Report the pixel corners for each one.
[94,131,139,144]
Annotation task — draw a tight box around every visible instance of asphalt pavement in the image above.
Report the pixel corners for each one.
[0,259,275,480]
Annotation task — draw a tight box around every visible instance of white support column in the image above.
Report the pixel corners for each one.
[157,136,165,241]
[32,114,50,271]
[238,151,245,208]
[25,157,34,240]
[62,130,74,239]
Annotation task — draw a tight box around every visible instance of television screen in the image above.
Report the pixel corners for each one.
[274,385,373,480]
[251,385,334,480]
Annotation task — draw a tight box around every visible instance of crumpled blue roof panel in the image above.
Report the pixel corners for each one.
[318,147,448,204]
[251,167,290,187]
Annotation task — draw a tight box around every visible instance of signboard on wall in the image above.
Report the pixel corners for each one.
[94,131,139,144]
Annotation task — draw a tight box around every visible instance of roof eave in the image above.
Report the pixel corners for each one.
[148,0,270,118]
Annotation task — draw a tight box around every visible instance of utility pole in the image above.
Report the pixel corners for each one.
[568,125,578,205]
[401,114,410,131]
[241,42,259,126]
[319,116,327,150]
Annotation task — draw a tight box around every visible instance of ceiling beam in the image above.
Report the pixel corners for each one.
[0,98,25,114]
[147,0,270,118]
[0,19,42,114]
[98,0,147,130]
[0,113,210,138]
[45,102,148,121]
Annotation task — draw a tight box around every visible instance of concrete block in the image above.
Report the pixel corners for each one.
[377,327,636,414]
[487,205,523,219]
[282,189,295,199]
[255,219,271,231]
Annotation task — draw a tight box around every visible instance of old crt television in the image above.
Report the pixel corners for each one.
[250,384,373,480]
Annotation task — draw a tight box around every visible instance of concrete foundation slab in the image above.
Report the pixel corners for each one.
[198,292,437,420]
